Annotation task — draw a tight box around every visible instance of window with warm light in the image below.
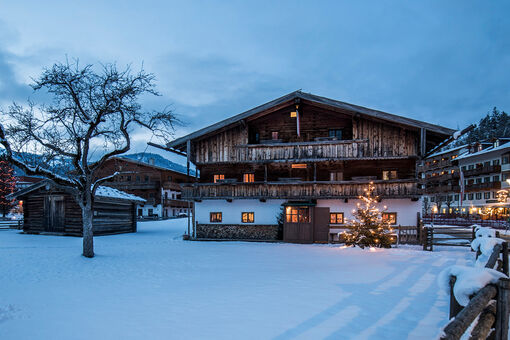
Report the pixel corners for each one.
[285,206,310,223]
[210,212,222,222]
[329,213,344,224]
[213,174,224,183]
[291,163,307,169]
[290,111,297,118]
[241,212,254,223]
[382,170,397,180]
[243,173,255,183]
[382,212,397,224]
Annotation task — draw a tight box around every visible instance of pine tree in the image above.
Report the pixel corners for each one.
[0,154,17,217]
[343,182,394,248]
[452,107,510,147]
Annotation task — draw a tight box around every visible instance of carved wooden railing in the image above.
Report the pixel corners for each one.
[181,179,421,200]
[196,139,416,164]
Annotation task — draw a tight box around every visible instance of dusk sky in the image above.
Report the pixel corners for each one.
[1,1,509,161]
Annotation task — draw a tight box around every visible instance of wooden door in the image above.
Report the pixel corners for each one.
[44,196,65,232]
[313,207,330,243]
[283,206,313,243]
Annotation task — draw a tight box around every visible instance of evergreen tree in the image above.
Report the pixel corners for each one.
[452,107,510,147]
[0,154,17,218]
[343,182,394,248]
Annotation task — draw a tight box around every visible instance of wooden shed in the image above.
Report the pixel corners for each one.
[14,181,146,236]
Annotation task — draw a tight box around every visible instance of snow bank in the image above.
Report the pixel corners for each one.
[470,225,505,267]
[438,265,507,306]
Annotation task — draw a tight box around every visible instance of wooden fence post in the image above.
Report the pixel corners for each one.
[449,276,463,319]
[502,242,509,276]
[495,278,510,340]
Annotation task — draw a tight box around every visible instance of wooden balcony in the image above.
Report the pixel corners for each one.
[465,181,501,192]
[196,139,415,164]
[163,199,190,208]
[463,165,501,177]
[181,179,421,200]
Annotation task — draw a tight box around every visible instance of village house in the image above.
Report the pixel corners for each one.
[12,180,145,236]
[94,153,195,218]
[160,91,454,243]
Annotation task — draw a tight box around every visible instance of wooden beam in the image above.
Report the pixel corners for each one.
[147,142,187,157]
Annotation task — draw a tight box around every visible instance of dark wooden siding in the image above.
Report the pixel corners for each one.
[21,188,137,236]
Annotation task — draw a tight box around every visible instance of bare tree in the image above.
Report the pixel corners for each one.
[0,60,176,257]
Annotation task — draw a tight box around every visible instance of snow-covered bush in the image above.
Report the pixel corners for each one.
[470,225,505,267]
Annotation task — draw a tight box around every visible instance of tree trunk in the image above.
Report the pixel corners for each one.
[82,203,94,258]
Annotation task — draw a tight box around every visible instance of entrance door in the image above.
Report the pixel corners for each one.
[44,195,65,232]
[283,206,313,243]
[313,207,330,243]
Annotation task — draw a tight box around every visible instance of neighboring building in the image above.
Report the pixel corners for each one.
[16,175,43,190]
[13,180,145,236]
[95,153,195,218]
[421,138,510,219]
[163,91,453,243]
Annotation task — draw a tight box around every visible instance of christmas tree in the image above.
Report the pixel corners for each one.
[0,154,17,217]
[343,182,394,248]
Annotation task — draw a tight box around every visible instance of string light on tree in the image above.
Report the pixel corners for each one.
[0,154,17,217]
[343,182,394,248]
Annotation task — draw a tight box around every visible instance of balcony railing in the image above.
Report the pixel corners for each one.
[465,181,501,191]
[103,181,160,190]
[196,139,415,164]
[462,165,501,177]
[181,179,420,200]
[163,199,189,208]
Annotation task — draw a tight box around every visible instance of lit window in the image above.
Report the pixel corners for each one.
[213,174,225,183]
[382,170,398,180]
[243,173,255,183]
[290,111,297,118]
[382,212,397,224]
[285,206,310,223]
[210,212,222,222]
[329,213,344,224]
[241,212,254,223]
[291,163,307,169]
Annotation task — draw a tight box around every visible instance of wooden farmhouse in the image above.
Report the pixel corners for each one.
[94,153,195,218]
[163,91,455,243]
[14,180,145,236]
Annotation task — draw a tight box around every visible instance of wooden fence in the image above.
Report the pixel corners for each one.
[422,216,508,230]
[440,242,509,340]
[422,225,476,251]
[0,219,23,230]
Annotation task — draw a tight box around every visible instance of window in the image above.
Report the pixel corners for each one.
[476,193,482,200]
[484,161,490,167]
[503,173,508,181]
[493,159,500,166]
[148,208,153,216]
[164,192,168,199]
[168,175,173,181]
[382,212,397,225]
[291,163,307,169]
[330,213,344,224]
[127,175,132,181]
[468,193,474,200]
[138,209,142,216]
[468,165,475,170]
[243,173,255,183]
[493,175,500,182]
[214,174,225,183]
[328,129,343,140]
[145,175,149,182]
[285,207,310,223]
[272,131,279,140]
[503,156,510,165]
[136,175,140,182]
[476,178,482,184]
[290,111,297,118]
[461,166,467,171]
[382,170,398,180]
[330,171,343,181]
[484,192,491,199]
[210,212,222,222]
[484,177,490,183]
[454,194,459,201]
[241,212,254,223]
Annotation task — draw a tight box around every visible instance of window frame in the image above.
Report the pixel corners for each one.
[213,174,225,183]
[210,212,222,223]
[329,212,344,224]
[241,212,254,223]
[382,212,397,225]
[243,173,255,183]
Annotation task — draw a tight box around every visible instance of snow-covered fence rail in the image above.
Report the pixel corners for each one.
[0,219,23,230]
[439,226,510,340]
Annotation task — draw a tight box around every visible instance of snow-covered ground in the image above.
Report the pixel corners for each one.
[0,220,473,340]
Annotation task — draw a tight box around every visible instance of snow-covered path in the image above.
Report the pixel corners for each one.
[0,220,471,339]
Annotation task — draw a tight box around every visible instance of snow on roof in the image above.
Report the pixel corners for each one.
[118,153,197,176]
[456,142,510,161]
[95,186,146,203]
[427,144,469,158]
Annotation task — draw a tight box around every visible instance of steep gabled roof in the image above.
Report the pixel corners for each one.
[167,90,455,150]
[115,153,197,176]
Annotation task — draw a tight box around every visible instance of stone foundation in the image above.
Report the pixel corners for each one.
[196,224,279,240]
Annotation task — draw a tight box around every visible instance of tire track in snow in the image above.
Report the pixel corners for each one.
[370,265,418,295]
[406,289,448,340]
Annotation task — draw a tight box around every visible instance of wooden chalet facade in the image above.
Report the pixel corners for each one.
[163,91,454,243]
[94,155,195,218]
[15,181,145,236]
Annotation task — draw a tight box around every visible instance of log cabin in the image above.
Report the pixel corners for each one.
[13,180,145,236]
[163,91,455,243]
